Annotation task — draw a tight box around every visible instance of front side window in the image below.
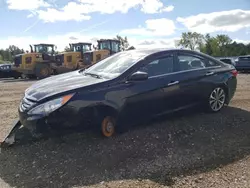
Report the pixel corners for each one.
[85,51,147,79]
[138,55,174,77]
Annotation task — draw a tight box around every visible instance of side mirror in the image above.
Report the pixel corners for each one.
[127,71,148,81]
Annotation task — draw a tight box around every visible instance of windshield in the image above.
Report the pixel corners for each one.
[85,51,146,79]
[73,45,91,52]
[99,41,111,50]
[34,45,54,54]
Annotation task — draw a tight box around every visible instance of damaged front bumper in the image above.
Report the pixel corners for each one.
[0,119,22,148]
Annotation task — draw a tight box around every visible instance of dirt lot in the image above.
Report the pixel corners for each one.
[0,74,250,188]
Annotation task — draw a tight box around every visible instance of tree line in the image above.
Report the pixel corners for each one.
[0,45,25,63]
[177,32,250,57]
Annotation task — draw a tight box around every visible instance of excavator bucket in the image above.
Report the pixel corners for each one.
[0,119,22,148]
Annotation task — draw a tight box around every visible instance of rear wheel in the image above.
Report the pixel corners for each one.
[35,64,51,79]
[206,87,226,112]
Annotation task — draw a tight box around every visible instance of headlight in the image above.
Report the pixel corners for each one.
[27,93,74,116]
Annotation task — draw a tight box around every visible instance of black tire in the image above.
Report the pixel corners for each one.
[35,64,51,79]
[206,87,226,113]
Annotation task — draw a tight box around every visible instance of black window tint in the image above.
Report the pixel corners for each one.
[139,55,174,77]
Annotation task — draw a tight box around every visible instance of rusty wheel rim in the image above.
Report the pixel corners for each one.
[101,116,115,137]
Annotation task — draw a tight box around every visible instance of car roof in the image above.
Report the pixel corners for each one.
[122,48,207,58]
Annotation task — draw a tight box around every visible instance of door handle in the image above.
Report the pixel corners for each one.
[205,71,214,76]
[168,81,179,86]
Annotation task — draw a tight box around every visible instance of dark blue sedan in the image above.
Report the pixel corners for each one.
[5,49,238,144]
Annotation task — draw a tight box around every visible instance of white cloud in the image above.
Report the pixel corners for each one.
[120,18,176,36]
[162,5,174,12]
[233,39,250,44]
[177,9,250,34]
[7,0,174,22]
[27,14,34,18]
[140,0,174,14]
[7,0,50,10]
[135,37,180,49]
[37,6,91,22]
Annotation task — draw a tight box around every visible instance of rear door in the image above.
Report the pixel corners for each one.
[170,51,223,109]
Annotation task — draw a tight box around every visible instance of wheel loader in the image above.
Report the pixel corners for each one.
[52,42,92,74]
[12,43,56,79]
[80,39,121,69]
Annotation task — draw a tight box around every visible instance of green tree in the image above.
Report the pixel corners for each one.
[178,32,204,51]
[114,35,129,51]
[64,46,71,52]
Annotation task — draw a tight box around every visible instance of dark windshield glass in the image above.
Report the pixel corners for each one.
[85,51,147,79]
[99,41,111,50]
[35,45,54,54]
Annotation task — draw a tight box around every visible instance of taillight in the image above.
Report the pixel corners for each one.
[231,69,238,77]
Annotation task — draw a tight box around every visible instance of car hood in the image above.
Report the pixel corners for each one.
[25,70,108,101]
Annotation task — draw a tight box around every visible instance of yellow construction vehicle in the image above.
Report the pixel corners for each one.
[12,43,56,79]
[80,39,121,68]
[53,42,92,74]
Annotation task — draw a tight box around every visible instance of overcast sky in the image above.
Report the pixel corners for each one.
[0,0,250,51]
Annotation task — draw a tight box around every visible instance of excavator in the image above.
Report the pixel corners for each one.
[12,43,56,79]
[52,42,92,74]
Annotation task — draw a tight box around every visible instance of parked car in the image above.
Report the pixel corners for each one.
[0,64,22,79]
[16,49,238,138]
[235,55,250,72]
[219,58,236,66]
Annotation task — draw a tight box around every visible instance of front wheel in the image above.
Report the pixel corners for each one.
[35,64,51,79]
[206,87,226,112]
[101,116,116,137]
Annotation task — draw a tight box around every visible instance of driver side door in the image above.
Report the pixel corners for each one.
[120,53,177,125]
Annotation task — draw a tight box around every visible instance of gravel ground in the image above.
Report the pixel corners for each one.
[0,74,250,188]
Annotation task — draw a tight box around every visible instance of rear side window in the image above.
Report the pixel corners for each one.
[177,55,206,71]
[177,54,219,71]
